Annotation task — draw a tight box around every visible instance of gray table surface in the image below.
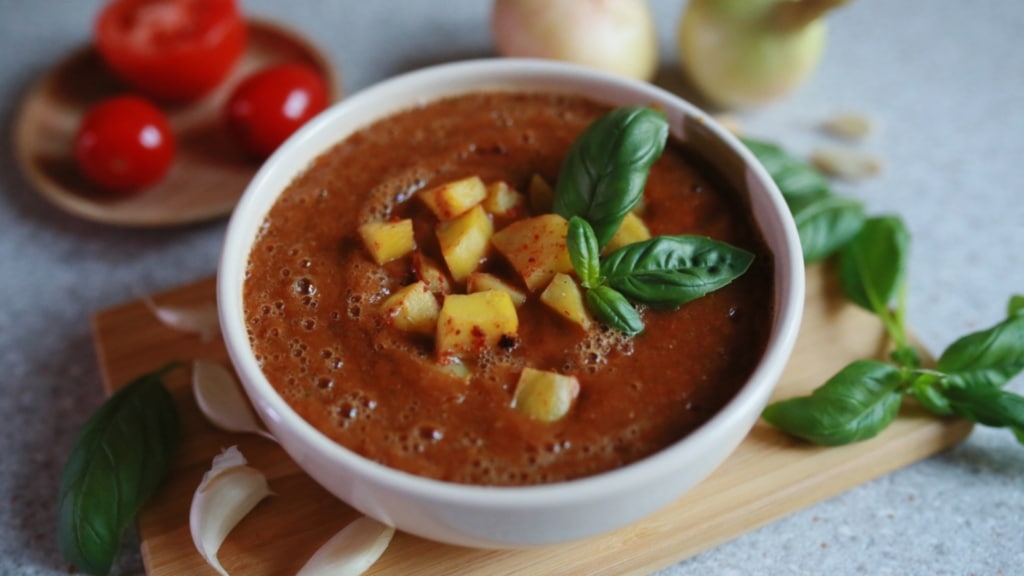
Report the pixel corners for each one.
[2,1,1022,574]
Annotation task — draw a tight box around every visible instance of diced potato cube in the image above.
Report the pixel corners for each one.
[412,252,452,295]
[603,212,652,254]
[418,176,487,220]
[513,368,580,422]
[528,173,555,213]
[491,214,573,292]
[436,291,518,360]
[539,273,592,330]
[358,219,415,265]
[381,281,439,335]
[436,205,493,282]
[466,272,527,307]
[483,181,525,217]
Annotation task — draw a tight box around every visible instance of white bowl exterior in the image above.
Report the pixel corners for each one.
[218,59,804,548]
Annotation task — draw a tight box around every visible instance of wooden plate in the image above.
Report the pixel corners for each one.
[12,19,342,228]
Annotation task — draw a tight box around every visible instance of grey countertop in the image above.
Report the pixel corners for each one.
[2,0,1021,574]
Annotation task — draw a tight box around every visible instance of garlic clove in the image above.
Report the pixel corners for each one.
[143,297,220,341]
[190,446,272,576]
[192,360,275,441]
[296,516,395,576]
[810,147,884,180]
[821,113,875,141]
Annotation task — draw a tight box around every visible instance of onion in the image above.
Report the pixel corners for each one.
[677,0,849,109]
[492,0,659,81]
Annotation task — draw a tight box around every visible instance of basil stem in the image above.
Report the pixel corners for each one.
[585,285,644,336]
[937,305,1024,389]
[600,235,754,308]
[566,216,602,288]
[58,363,181,576]
[762,360,904,446]
[554,106,668,247]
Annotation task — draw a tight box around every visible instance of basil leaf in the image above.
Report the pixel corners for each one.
[585,285,644,335]
[567,216,601,288]
[838,216,910,315]
[1009,294,1024,317]
[741,137,832,201]
[788,193,866,263]
[762,360,904,445]
[600,235,754,308]
[943,382,1024,444]
[58,364,181,575]
[907,372,953,416]
[554,106,668,247]
[937,312,1024,389]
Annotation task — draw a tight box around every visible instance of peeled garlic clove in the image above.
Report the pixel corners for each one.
[190,446,272,576]
[810,147,884,180]
[821,113,875,141]
[144,297,220,341]
[296,517,395,576]
[193,360,275,441]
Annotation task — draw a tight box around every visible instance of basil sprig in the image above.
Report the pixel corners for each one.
[742,137,866,263]
[556,107,754,335]
[759,181,1024,445]
[58,363,181,575]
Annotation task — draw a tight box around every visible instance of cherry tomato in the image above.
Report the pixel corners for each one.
[224,64,328,159]
[95,0,247,102]
[74,95,176,194]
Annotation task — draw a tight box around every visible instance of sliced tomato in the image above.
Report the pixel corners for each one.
[224,63,329,159]
[95,0,247,102]
[74,95,176,194]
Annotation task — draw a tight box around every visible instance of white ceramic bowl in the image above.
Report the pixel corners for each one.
[218,59,804,548]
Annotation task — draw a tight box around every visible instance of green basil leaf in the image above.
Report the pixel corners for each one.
[585,285,644,336]
[741,137,832,200]
[762,360,904,445]
[1009,294,1024,317]
[58,363,181,575]
[600,235,754,308]
[554,106,668,247]
[942,382,1024,444]
[838,215,910,315]
[567,216,602,288]
[937,312,1024,389]
[890,345,922,369]
[788,193,866,263]
[907,373,953,415]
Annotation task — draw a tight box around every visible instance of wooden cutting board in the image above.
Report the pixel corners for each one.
[91,264,972,575]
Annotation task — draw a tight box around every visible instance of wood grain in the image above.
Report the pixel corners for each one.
[91,264,972,575]
[13,19,341,228]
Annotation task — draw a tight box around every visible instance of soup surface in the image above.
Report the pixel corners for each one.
[243,92,774,485]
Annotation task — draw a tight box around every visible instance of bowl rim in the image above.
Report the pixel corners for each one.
[217,58,805,510]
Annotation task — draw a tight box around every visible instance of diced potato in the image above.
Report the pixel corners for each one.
[466,272,527,307]
[483,180,525,217]
[512,368,580,422]
[491,214,573,292]
[381,281,440,335]
[603,212,652,254]
[528,173,554,213]
[357,219,415,265]
[436,291,518,360]
[436,205,493,282]
[539,273,592,330]
[412,252,452,295]
[418,176,487,220]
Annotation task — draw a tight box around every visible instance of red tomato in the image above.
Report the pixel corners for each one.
[224,64,329,159]
[74,95,176,194]
[95,0,247,102]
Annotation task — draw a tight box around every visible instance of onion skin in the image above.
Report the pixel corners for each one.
[492,0,659,82]
[677,0,832,110]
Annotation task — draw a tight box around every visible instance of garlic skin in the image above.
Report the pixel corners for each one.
[192,360,275,441]
[190,446,272,576]
[677,0,840,109]
[296,517,395,576]
[492,0,659,81]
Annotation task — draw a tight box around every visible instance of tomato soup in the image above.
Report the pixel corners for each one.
[243,92,774,485]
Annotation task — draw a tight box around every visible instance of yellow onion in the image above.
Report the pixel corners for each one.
[492,0,659,81]
[678,0,849,109]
